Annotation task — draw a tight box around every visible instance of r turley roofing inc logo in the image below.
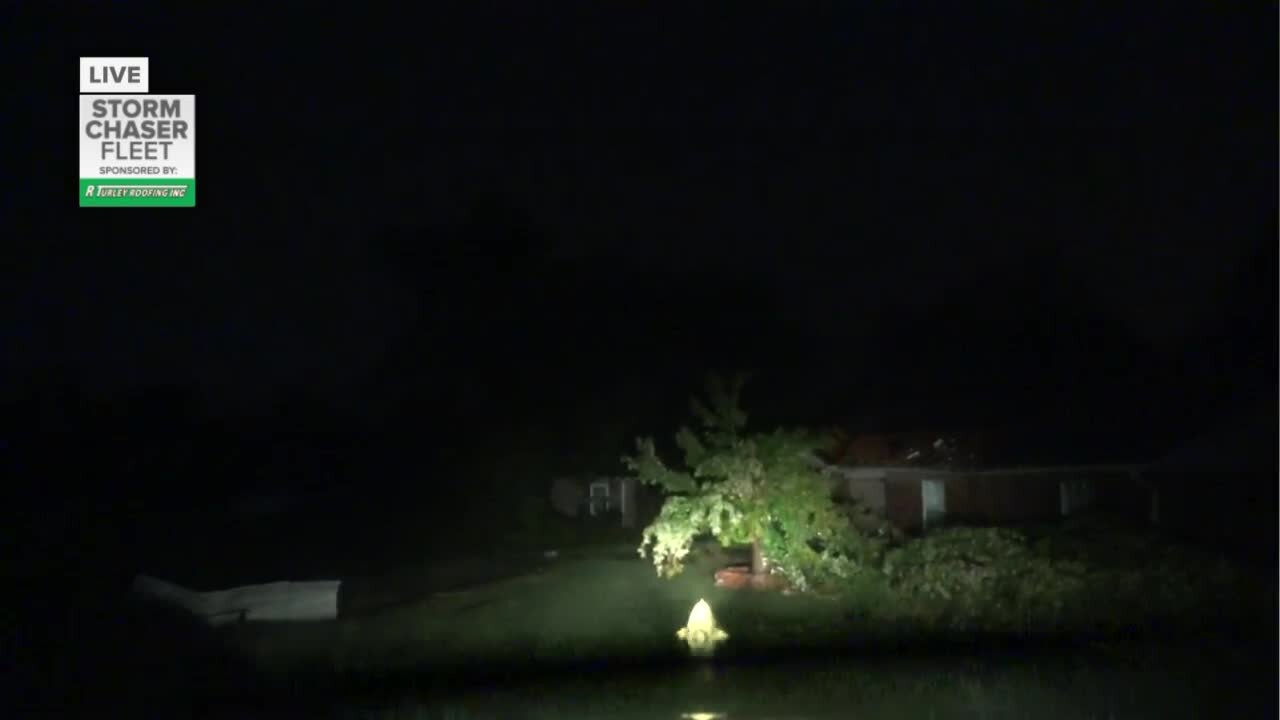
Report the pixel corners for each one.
[79,57,196,207]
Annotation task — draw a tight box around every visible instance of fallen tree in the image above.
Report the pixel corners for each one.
[626,373,883,594]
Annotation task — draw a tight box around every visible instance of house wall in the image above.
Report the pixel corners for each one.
[963,467,1149,524]
[953,469,1136,524]
[821,465,889,512]
[550,475,653,528]
[884,477,923,532]
[833,464,1154,534]
[941,474,979,521]
[846,477,888,513]
[995,473,1058,521]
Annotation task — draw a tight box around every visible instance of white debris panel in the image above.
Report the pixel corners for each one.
[132,574,341,626]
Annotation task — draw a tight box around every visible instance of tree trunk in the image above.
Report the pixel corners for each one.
[751,537,769,577]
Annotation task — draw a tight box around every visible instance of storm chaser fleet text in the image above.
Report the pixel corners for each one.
[85,97,189,162]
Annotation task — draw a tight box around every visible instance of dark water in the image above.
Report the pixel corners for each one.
[151,637,1272,720]
[355,653,1268,719]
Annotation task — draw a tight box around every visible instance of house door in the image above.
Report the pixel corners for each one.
[921,479,946,530]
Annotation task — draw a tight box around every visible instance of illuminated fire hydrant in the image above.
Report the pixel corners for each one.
[676,598,729,657]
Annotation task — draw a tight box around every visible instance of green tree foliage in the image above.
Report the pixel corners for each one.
[625,373,881,592]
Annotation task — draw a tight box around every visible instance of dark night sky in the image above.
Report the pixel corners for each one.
[5,4,1277,459]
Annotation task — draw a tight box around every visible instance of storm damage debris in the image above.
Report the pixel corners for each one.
[131,574,341,626]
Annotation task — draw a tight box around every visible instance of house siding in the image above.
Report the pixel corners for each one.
[884,477,922,532]
[825,463,1153,533]
[961,474,1027,522]
[942,474,971,519]
[846,477,888,513]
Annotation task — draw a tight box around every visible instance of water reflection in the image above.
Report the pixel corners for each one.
[335,641,1271,720]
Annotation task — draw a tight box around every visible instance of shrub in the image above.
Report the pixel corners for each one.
[883,527,1088,629]
[882,524,1254,632]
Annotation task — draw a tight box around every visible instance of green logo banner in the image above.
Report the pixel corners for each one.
[79,178,196,208]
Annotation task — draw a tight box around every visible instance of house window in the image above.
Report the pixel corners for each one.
[1059,478,1095,516]
[588,480,611,516]
[921,479,946,530]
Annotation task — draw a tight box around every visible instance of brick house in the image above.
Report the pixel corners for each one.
[817,429,1155,533]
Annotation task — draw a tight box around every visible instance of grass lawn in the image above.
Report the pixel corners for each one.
[212,527,1269,707]
[221,514,1274,677]
[15,504,1274,717]
[18,503,1272,718]
[229,539,791,674]
[205,534,1274,719]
